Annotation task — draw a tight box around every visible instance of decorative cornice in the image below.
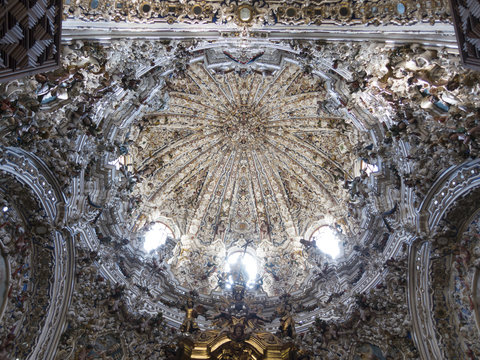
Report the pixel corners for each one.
[61,21,459,51]
[63,0,451,28]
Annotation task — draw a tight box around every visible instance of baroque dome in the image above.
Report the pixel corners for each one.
[82,42,408,327]
[130,60,368,295]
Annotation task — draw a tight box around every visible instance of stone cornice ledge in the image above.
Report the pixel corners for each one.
[61,21,458,51]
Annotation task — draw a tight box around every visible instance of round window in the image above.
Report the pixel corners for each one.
[143,222,173,252]
[310,226,341,258]
[225,252,258,288]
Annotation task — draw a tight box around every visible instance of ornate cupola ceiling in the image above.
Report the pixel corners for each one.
[130,59,367,295]
[85,42,407,321]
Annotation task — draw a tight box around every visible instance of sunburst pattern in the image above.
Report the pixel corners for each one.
[130,62,365,295]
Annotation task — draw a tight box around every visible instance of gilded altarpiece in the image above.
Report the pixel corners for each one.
[179,331,296,360]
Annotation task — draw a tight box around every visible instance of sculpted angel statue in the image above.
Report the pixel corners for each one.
[276,296,296,338]
[180,297,200,333]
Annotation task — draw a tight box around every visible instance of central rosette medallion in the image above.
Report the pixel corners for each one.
[223,105,266,147]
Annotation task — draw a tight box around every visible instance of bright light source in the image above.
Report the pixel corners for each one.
[361,161,379,176]
[310,227,341,259]
[2,206,8,212]
[143,223,172,252]
[225,252,258,288]
[108,156,125,170]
